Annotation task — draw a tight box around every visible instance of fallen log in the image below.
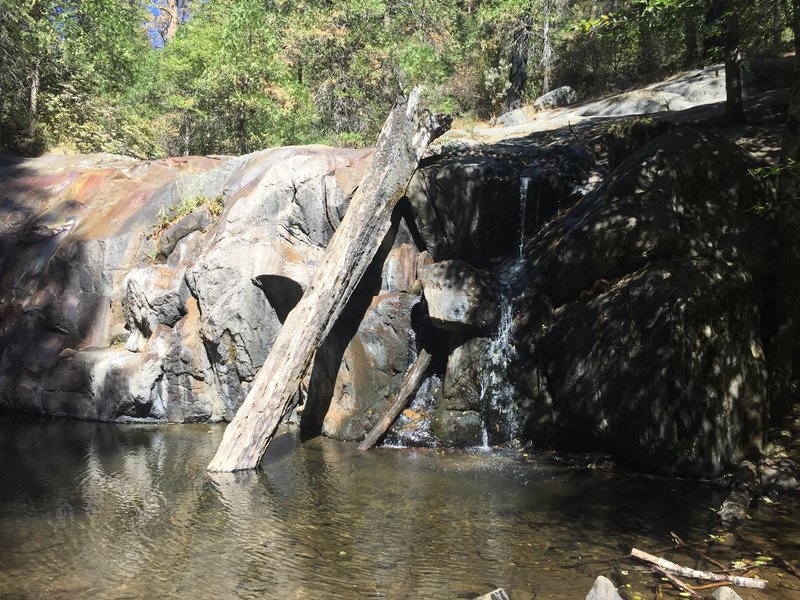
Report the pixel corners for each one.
[208,88,449,472]
[358,348,432,451]
[630,548,766,589]
[653,566,702,599]
[718,461,758,531]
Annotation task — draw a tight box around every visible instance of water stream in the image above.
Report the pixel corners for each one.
[3,415,797,599]
[518,175,531,258]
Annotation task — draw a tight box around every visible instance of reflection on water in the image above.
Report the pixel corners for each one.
[1,414,798,599]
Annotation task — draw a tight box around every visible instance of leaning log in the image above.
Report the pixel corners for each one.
[208,88,449,472]
[358,348,432,451]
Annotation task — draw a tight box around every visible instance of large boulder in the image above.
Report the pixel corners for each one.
[0,148,379,423]
[0,154,223,420]
[184,146,370,419]
[533,85,578,110]
[508,129,775,476]
[419,260,500,334]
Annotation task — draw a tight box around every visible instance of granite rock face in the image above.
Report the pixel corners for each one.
[533,85,578,110]
[0,124,782,476]
[506,130,775,476]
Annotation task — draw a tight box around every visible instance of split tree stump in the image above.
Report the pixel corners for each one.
[208,88,449,472]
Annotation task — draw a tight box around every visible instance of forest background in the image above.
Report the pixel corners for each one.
[0,0,791,158]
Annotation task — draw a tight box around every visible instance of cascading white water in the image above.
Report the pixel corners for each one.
[477,258,525,448]
[518,174,531,257]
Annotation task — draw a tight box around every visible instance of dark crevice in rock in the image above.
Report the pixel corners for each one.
[253,275,304,325]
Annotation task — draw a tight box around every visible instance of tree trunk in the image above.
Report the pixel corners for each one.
[723,2,745,123]
[703,0,724,61]
[638,16,656,75]
[166,0,179,41]
[541,0,553,94]
[683,7,698,66]
[773,0,784,52]
[505,14,531,111]
[29,64,39,139]
[771,0,800,420]
[207,89,449,472]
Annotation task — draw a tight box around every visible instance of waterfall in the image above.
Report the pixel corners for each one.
[518,174,531,257]
[477,259,524,448]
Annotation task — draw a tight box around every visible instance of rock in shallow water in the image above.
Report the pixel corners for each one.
[712,587,744,600]
[585,576,623,600]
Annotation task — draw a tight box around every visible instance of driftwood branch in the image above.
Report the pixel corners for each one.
[630,548,766,589]
[654,566,702,599]
[208,88,450,472]
[358,349,432,451]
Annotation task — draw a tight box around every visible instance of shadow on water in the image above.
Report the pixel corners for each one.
[2,414,799,599]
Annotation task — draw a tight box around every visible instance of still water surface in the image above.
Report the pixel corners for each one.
[1,415,798,599]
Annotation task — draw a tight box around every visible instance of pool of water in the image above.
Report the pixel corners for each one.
[1,415,798,599]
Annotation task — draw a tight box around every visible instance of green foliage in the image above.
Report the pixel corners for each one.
[151,192,224,238]
[0,0,793,158]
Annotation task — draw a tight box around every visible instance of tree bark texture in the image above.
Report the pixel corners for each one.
[723,2,745,123]
[683,7,698,66]
[207,88,449,472]
[505,14,531,111]
[166,0,179,41]
[541,0,553,94]
[29,64,39,138]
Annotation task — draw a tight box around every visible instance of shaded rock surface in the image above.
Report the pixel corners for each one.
[506,129,775,477]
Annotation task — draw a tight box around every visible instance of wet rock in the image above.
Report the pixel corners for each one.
[318,293,418,441]
[474,589,510,600]
[381,243,419,294]
[585,576,623,600]
[533,85,578,110]
[406,145,592,264]
[0,148,370,423]
[0,154,223,420]
[712,588,743,600]
[419,260,500,334]
[444,338,491,412]
[433,408,483,447]
[759,457,800,495]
